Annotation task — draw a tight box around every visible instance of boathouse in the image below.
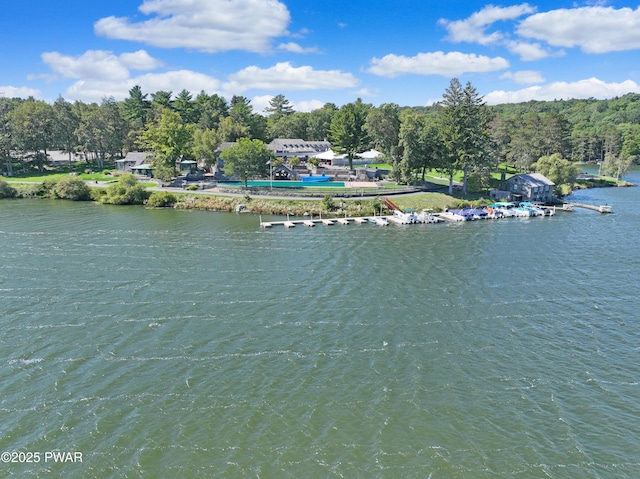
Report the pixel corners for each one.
[491,173,555,203]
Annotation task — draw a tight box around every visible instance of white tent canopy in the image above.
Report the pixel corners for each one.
[356,149,382,159]
[312,150,346,160]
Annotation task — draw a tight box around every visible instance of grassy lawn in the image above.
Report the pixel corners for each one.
[3,164,116,183]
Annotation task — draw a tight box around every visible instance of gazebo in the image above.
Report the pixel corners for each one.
[131,164,154,177]
[179,160,198,173]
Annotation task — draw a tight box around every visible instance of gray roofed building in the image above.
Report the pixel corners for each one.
[115,151,150,171]
[267,139,331,160]
[491,173,555,203]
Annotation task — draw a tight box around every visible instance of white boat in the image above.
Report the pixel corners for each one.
[439,211,466,222]
[416,210,441,223]
[368,216,389,226]
[392,210,419,224]
[489,202,517,217]
[599,205,612,213]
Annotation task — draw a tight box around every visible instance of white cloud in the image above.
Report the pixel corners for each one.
[119,50,164,70]
[293,99,325,112]
[355,88,378,97]
[0,86,41,99]
[42,51,130,81]
[367,51,509,78]
[485,77,640,104]
[517,6,640,53]
[224,62,359,93]
[277,42,320,54]
[41,50,162,83]
[64,70,222,103]
[505,41,554,61]
[94,0,291,53]
[252,95,326,115]
[251,95,275,115]
[500,70,544,84]
[440,4,536,45]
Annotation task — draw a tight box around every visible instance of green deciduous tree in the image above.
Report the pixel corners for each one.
[532,153,580,192]
[10,99,55,170]
[267,112,309,140]
[399,113,441,183]
[142,108,194,173]
[329,98,371,170]
[219,138,271,187]
[193,128,220,172]
[53,96,79,165]
[365,103,401,170]
[217,116,250,142]
[306,103,337,140]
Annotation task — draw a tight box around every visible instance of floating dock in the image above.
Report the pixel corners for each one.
[260,212,441,228]
[260,215,391,228]
[564,202,612,213]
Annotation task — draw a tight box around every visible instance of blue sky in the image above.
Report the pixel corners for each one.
[2,0,640,113]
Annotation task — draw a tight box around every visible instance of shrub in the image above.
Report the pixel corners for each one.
[0,179,16,198]
[146,191,177,207]
[41,177,59,195]
[16,183,44,198]
[98,174,150,205]
[52,176,91,201]
[322,194,336,211]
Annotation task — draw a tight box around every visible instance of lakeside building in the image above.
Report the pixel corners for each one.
[267,139,331,161]
[115,152,150,172]
[490,173,555,203]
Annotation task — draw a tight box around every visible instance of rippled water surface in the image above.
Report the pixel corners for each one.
[1,170,640,478]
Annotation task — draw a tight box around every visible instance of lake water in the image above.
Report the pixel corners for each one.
[1,168,640,478]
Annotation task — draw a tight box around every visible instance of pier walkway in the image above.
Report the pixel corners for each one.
[260,215,422,228]
[564,202,612,213]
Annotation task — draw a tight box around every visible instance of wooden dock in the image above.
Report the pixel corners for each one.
[565,202,612,213]
[260,215,387,228]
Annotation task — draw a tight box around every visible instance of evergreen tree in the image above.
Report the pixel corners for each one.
[436,78,491,194]
[265,94,295,121]
[195,91,229,130]
[173,89,197,124]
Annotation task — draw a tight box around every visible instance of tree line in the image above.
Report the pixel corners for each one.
[1,80,639,190]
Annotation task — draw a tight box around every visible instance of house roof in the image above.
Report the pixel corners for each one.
[124,151,149,165]
[509,173,555,186]
[216,142,236,152]
[268,138,331,155]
